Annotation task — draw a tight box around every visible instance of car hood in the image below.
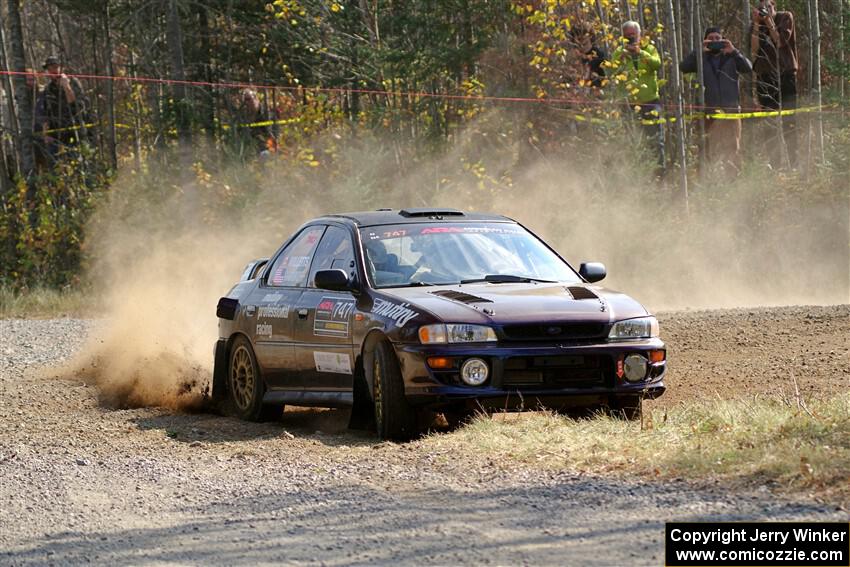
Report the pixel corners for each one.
[378,282,649,326]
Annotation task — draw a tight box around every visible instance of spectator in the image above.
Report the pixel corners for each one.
[236,89,274,160]
[38,56,90,161]
[750,0,798,168]
[610,21,664,176]
[680,26,752,176]
[570,22,607,89]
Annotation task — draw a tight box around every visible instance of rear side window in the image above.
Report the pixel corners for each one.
[267,226,325,287]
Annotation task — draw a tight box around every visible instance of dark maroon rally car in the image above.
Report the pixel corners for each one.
[213,208,666,440]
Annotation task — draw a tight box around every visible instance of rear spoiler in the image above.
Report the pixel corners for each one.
[239,258,269,282]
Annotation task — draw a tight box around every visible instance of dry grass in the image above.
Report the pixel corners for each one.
[0,286,96,319]
[426,395,850,504]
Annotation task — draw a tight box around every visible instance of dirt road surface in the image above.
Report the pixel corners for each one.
[1,305,848,565]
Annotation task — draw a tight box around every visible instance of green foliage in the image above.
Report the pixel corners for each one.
[0,0,846,293]
[0,149,109,289]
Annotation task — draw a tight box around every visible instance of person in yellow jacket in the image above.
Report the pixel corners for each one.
[610,21,665,176]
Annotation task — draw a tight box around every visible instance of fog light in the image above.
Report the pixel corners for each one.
[460,358,489,386]
[623,354,648,383]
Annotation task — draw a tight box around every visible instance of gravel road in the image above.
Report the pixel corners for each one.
[1,306,848,566]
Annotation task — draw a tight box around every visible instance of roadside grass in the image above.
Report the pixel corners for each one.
[0,285,96,319]
[427,395,850,504]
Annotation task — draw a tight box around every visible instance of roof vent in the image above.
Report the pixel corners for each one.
[566,286,599,300]
[430,290,493,304]
[399,208,465,218]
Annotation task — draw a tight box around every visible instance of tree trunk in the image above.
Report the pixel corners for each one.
[809,0,824,163]
[0,15,20,179]
[6,0,34,179]
[665,0,689,211]
[838,0,850,112]
[166,0,191,146]
[841,0,847,113]
[197,4,215,143]
[694,0,706,174]
[104,3,118,170]
[129,50,142,172]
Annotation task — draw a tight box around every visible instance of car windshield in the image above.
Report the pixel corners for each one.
[360,223,581,288]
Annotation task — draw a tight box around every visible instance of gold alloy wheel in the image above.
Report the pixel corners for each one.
[230,345,255,411]
[373,355,383,427]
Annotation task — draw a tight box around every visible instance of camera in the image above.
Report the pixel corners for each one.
[707,40,726,52]
[758,7,769,16]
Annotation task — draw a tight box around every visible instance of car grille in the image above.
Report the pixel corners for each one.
[501,323,607,342]
[502,355,609,388]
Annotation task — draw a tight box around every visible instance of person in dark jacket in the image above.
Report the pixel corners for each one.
[38,55,90,161]
[750,0,798,168]
[569,22,607,89]
[680,27,752,175]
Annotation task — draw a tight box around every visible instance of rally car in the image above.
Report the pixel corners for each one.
[213,208,666,440]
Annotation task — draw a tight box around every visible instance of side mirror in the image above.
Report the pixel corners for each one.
[315,269,351,291]
[579,262,606,283]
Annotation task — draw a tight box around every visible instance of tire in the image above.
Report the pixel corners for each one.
[372,341,417,441]
[608,395,642,421]
[227,335,282,421]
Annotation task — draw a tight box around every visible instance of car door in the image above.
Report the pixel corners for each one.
[292,225,358,391]
[250,225,326,389]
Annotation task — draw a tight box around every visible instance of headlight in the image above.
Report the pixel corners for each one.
[608,316,659,340]
[418,324,497,344]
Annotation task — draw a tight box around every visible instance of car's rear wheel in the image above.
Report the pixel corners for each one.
[228,335,282,421]
[372,341,417,441]
[608,395,642,421]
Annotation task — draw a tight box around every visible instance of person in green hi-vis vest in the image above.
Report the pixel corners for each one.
[610,21,666,177]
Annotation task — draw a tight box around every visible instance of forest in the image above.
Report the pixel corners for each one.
[0,0,847,291]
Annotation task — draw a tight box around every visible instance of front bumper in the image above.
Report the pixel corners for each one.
[393,339,666,407]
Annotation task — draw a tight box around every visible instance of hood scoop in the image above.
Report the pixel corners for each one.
[566,286,599,300]
[430,290,493,304]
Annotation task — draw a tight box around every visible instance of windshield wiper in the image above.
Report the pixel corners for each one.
[379,281,446,288]
[460,274,556,284]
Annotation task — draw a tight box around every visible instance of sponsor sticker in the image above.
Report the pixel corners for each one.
[258,305,290,319]
[256,323,273,337]
[313,351,352,374]
[314,297,355,337]
[372,298,419,328]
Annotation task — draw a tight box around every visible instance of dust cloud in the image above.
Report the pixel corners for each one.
[62,114,849,410]
[63,161,325,410]
[477,163,850,312]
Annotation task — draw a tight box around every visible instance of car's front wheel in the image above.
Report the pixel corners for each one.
[372,341,417,441]
[227,335,282,421]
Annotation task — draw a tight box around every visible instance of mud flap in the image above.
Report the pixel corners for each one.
[212,339,228,402]
[348,361,375,431]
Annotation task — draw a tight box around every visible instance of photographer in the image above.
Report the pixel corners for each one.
[569,21,607,89]
[749,0,798,167]
[39,55,91,163]
[681,27,752,176]
[610,21,664,177]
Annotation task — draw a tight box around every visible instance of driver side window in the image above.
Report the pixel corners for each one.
[308,226,355,287]
[266,226,326,287]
